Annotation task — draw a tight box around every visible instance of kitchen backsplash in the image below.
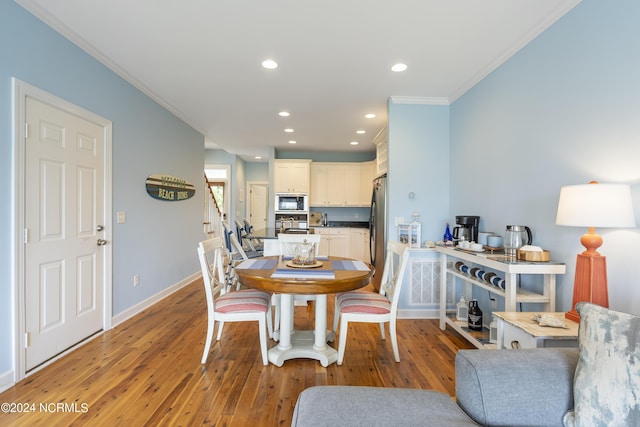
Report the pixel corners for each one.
[309,207,369,222]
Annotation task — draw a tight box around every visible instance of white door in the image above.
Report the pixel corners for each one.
[24,97,106,371]
[249,183,268,230]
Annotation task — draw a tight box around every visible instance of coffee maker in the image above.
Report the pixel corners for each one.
[452,215,480,243]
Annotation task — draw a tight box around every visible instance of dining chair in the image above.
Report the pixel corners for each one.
[197,237,273,365]
[265,233,321,340]
[243,218,264,251]
[332,240,409,365]
[235,218,259,251]
[222,221,262,290]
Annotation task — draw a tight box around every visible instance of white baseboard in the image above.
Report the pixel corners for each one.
[397,308,441,319]
[0,369,15,393]
[111,272,201,327]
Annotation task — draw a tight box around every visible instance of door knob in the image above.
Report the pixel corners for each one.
[97,239,108,246]
[96,225,104,231]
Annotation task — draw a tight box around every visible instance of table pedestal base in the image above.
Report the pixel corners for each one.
[269,293,337,367]
[268,330,337,367]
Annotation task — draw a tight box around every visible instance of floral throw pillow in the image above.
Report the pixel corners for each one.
[563,303,640,427]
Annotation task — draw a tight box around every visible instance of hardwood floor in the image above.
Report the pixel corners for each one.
[0,280,474,426]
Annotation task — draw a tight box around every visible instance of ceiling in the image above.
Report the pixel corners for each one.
[18,0,580,161]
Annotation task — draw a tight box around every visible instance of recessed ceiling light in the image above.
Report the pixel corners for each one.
[365,113,376,119]
[350,141,359,146]
[262,59,278,69]
[288,140,297,144]
[278,111,290,117]
[391,63,408,72]
[255,156,262,160]
[356,130,366,134]
[284,128,294,133]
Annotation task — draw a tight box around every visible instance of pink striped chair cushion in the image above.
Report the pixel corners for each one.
[337,291,390,314]
[215,289,270,313]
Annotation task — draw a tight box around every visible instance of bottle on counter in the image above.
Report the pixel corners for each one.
[443,223,453,243]
[468,299,483,331]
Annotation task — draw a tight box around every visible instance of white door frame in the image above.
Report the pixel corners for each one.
[12,79,113,382]
[204,163,231,220]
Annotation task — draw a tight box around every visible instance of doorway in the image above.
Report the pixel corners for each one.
[247,182,269,230]
[13,79,113,379]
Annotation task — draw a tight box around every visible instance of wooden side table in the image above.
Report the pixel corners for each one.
[493,312,579,349]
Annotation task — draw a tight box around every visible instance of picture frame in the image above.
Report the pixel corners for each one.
[409,222,421,248]
[397,224,410,245]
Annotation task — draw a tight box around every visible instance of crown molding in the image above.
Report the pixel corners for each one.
[389,96,450,106]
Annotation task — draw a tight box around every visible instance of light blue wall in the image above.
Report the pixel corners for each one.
[0,2,205,372]
[450,0,640,316]
[388,102,450,244]
[388,102,450,310]
[245,162,269,182]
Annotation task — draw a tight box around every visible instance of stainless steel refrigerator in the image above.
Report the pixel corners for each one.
[369,174,387,291]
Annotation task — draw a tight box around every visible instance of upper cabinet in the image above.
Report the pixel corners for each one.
[274,159,311,193]
[310,161,374,207]
[372,127,388,177]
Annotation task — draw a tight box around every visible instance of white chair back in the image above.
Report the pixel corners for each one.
[198,237,227,308]
[379,240,410,315]
[197,236,272,365]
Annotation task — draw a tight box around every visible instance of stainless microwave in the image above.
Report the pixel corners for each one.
[275,193,308,213]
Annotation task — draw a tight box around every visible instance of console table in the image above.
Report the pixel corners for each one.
[493,311,579,349]
[436,246,566,348]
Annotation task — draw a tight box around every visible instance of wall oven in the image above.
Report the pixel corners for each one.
[275,193,308,213]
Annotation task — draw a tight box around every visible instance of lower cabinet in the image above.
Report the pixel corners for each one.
[316,228,350,258]
[349,228,370,263]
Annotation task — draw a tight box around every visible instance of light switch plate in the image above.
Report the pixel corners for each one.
[394,216,405,226]
[117,211,126,224]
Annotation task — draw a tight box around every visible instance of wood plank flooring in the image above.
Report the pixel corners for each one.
[0,280,474,426]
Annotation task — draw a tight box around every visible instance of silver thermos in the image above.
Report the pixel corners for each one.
[322,213,328,227]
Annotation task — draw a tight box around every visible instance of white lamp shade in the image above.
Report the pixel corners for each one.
[556,183,636,228]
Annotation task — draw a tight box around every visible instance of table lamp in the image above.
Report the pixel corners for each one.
[555,181,636,322]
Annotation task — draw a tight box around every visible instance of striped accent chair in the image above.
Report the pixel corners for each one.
[332,240,409,365]
[198,237,273,365]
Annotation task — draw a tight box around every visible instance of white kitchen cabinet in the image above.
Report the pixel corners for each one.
[274,160,310,193]
[309,164,329,206]
[359,161,375,206]
[349,228,370,262]
[315,228,350,258]
[310,162,366,207]
[372,127,388,177]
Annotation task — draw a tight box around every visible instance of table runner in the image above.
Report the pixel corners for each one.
[271,268,336,280]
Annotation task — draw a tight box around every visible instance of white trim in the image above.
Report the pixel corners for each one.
[15,0,208,139]
[1,272,199,392]
[449,0,582,102]
[11,78,113,383]
[389,96,450,106]
[0,370,14,394]
[397,308,441,319]
[111,272,201,327]
[245,180,269,225]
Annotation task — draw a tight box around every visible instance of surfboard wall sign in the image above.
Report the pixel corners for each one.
[146,174,196,201]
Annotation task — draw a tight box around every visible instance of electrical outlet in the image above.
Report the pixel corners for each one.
[394,216,405,226]
[134,274,140,286]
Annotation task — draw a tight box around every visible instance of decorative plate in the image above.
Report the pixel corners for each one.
[285,260,324,268]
